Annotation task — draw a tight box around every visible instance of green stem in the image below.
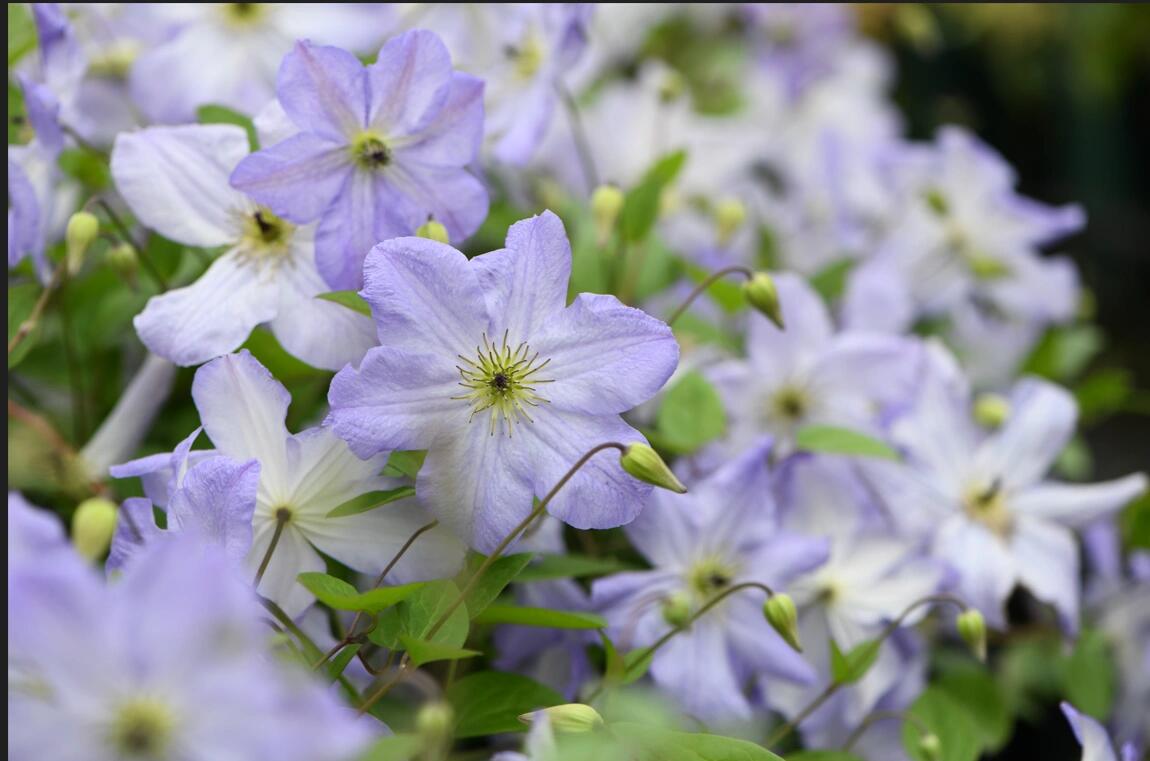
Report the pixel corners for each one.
[842,710,934,753]
[8,260,66,355]
[666,266,755,326]
[557,82,601,191]
[253,512,290,586]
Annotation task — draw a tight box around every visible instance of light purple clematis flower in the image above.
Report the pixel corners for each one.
[861,342,1148,632]
[113,351,464,617]
[1062,702,1141,761]
[111,123,377,370]
[592,440,829,721]
[327,211,679,552]
[231,31,488,290]
[705,273,922,458]
[109,454,261,572]
[8,533,375,761]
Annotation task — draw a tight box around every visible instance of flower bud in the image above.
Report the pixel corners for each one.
[519,704,603,734]
[72,497,118,562]
[661,591,692,628]
[968,253,1010,281]
[742,272,785,329]
[620,443,687,494]
[714,197,746,246]
[918,732,942,761]
[416,219,450,244]
[956,608,987,662]
[764,593,802,653]
[973,393,1010,429]
[415,701,454,750]
[66,211,100,275]
[106,242,139,278]
[590,184,624,245]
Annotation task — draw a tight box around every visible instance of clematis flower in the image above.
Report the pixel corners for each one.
[591,440,828,721]
[113,351,464,617]
[1062,703,1140,761]
[109,455,261,572]
[128,3,395,124]
[8,533,374,761]
[861,343,1148,631]
[230,31,488,290]
[111,123,377,370]
[705,273,921,457]
[326,211,679,551]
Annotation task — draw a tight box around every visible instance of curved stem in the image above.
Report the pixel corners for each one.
[8,260,66,355]
[557,82,600,191]
[666,266,755,326]
[253,512,290,587]
[357,442,628,715]
[843,710,933,753]
[766,593,969,748]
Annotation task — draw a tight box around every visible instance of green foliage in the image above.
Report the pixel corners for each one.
[656,370,726,454]
[397,635,481,668]
[371,579,470,650]
[446,671,563,738]
[383,450,427,479]
[517,553,636,581]
[794,426,899,461]
[1061,628,1116,719]
[619,151,687,243]
[196,104,260,150]
[830,638,883,685]
[1023,324,1104,382]
[473,605,607,630]
[326,487,416,518]
[8,281,41,368]
[902,687,981,761]
[459,552,533,617]
[317,290,373,317]
[809,259,857,303]
[296,573,426,613]
[8,3,36,65]
[786,753,865,761]
[609,723,785,761]
[358,733,423,761]
[933,664,1012,752]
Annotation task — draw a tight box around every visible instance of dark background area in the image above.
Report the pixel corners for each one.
[875,5,1150,759]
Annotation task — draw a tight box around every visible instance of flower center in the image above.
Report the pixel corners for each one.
[238,207,294,262]
[221,3,266,26]
[506,33,545,80]
[108,698,175,759]
[963,477,1012,537]
[687,558,737,600]
[453,331,553,436]
[770,385,809,423]
[350,133,392,170]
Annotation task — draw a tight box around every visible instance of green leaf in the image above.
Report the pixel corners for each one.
[8,281,41,369]
[601,630,626,685]
[794,425,899,461]
[358,733,424,761]
[657,370,726,454]
[1074,367,1132,420]
[326,486,416,518]
[327,643,361,685]
[517,553,636,581]
[621,647,656,686]
[396,579,470,648]
[1061,628,1116,719]
[317,290,372,317]
[1121,491,1150,550]
[1023,324,1103,382]
[902,687,981,761]
[934,666,1012,752]
[8,4,37,66]
[447,671,563,738]
[297,572,426,613]
[473,605,607,630]
[786,753,865,761]
[611,722,785,761]
[460,552,533,618]
[809,259,857,303]
[620,150,687,243]
[196,104,259,150]
[383,450,427,479]
[58,147,111,189]
[398,635,481,668]
[830,638,882,685]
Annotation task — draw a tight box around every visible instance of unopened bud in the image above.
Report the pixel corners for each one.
[590,184,624,245]
[973,393,1010,429]
[968,253,1010,281]
[764,593,802,653]
[658,71,687,103]
[918,732,942,761]
[416,219,450,244]
[415,701,454,749]
[661,591,692,628]
[620,443,687,494]
[106,242,139,277]
[520,704,603,734]
[714,197,746,246]
[956,608,987,662]
[66,211,100,275]
[742,272,785,329]
[72,497,118,562]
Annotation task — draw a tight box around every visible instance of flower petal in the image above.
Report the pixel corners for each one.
[975,378,1077,489]
[934,516,1016,628]
[394,72,484,166]
[367,30,454,135]
[229,132,352,224]
[111,124,248,246]
[277,41,367,141]
[1012,474,1148,529]
[382,161,489,243]
[133,252,280,366]
[745,273,833,373]
[168,456,261,564]
[247,523,325,619]
[1011,517,1080,633]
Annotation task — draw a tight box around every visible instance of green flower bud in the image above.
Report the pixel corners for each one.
[973,393,1010,429]
[714,197,746,246]
[658,71,687,103]
[764,593,802,653]
[590,184,625,244]
[918,732,942,761]
[620,443,687,494]
[956,608,987,662]
[742,272,785,329]
[106,243,139,277]
[66,211,100,275]
[661,591,692,628]
[415,701,454,750]
[519,704,603,734]
[72,497,118,562]
[968,253,1011,281]
[416,219,450,244]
